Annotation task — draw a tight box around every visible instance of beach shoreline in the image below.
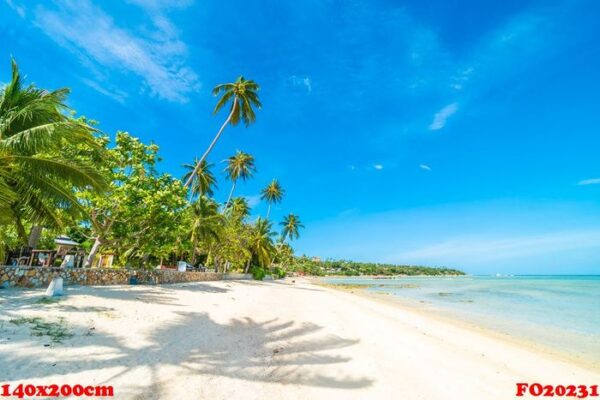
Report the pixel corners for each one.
[1,279,599,399]
[312,277,600,372]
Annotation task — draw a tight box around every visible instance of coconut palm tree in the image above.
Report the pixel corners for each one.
[182,158,217,200]
[280,213,304,243]
[0,59,105,243]
[260,179,284,219]
[247,217,276,271]
[224,150,255,206]
[225,197,250,220]
[184,77,261,188]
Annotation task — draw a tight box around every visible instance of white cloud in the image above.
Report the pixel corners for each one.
[80,78,128,104]
[288,75,312,93]
[374,164,383,170]
[419,164,431,171]
[244,194,261,208]
[429,102,458,130]
[32,0,199,103]
[577,178,600,186]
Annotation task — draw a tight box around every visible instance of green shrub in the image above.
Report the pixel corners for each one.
[271,267,286,279]
[251,266,266,280]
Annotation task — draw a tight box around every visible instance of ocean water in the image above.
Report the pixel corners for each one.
[323,275,600,365]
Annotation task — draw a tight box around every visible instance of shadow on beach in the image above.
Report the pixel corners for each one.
[0,286,373,397]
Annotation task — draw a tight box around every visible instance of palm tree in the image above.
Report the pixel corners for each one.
[224,150,255,206]
[183,158,217,200]
[184,77,261,188]
[280,213,304,243]
[226,197,250,220]
[247,217,276,272]
[190,196,224,265]
[0,59,105,244]
[260,179,284,219]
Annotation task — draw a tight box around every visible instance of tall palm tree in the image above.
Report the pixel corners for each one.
[280,213,304,243]
[182,158,217,200]
[184,77,261,188]
[224,150,255,206]
[247,217,276,271]
[260,179,284,219]
[0,59,105,243]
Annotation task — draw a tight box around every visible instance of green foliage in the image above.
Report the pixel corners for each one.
[0,59,106,242]
[79,132,187,268]
[183,159,217,198]
[280,213,304,242]
[270,266,287,279]
[250,266,266,280]
[212,76,261,126]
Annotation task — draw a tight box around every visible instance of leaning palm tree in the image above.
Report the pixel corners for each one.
[280,213,304,243]
[184,76,261,188]
[182,158,217,200]
[247,217,276,272]
[260,179,284,219]
[0,59,105,243]
[224,150,255,206]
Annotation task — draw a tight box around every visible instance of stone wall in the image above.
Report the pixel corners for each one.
[0,265,223,289]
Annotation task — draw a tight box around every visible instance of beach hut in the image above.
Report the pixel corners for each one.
[53,236,86,268]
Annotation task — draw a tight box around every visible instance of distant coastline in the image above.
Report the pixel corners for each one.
[291,256,465,276]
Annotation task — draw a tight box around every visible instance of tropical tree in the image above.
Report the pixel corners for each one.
[224,150,255,206]
[0,59,105,244]
[280,214,304,242]
[247,217,276,272]
[226,197,250,220]
[189,195,224,265]
[184,77,261,188]
[260,179,284,219]
[80,132,186,268]
[183,158,217,200]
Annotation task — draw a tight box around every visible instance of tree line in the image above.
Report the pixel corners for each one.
[290,256,465,276]
[0,60,302,278]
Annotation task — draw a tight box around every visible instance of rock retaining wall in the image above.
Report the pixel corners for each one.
[0,265,222,289]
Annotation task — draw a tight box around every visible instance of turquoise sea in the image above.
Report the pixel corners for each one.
[323,275,600,366]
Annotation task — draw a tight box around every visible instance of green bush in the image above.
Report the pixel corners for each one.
[251,266,266,280]
[271,267,286,279]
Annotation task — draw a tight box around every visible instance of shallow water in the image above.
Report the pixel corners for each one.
[323,275,600,365]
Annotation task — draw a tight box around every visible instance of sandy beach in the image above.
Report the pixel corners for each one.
[1,279,599,399]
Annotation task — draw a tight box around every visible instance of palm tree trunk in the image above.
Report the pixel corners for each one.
[184,98,238,189]
[191,237,198,265]
[28,225,43,248]
[266,204,271,219]
[225,181,236,207]
[188,185,196,202]
[84,237,102,268]
[14,215,28,246]
[244,259,251,274]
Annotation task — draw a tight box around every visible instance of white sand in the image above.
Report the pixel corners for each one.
[1,279,598,399]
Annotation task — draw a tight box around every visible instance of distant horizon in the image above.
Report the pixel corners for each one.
[2,0,600,274]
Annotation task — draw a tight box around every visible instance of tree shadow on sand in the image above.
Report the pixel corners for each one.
[1,309,374,397]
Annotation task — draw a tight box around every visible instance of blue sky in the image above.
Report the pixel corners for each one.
[2,0,600,274]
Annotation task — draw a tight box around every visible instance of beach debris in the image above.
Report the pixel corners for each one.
[9,317,73,343]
